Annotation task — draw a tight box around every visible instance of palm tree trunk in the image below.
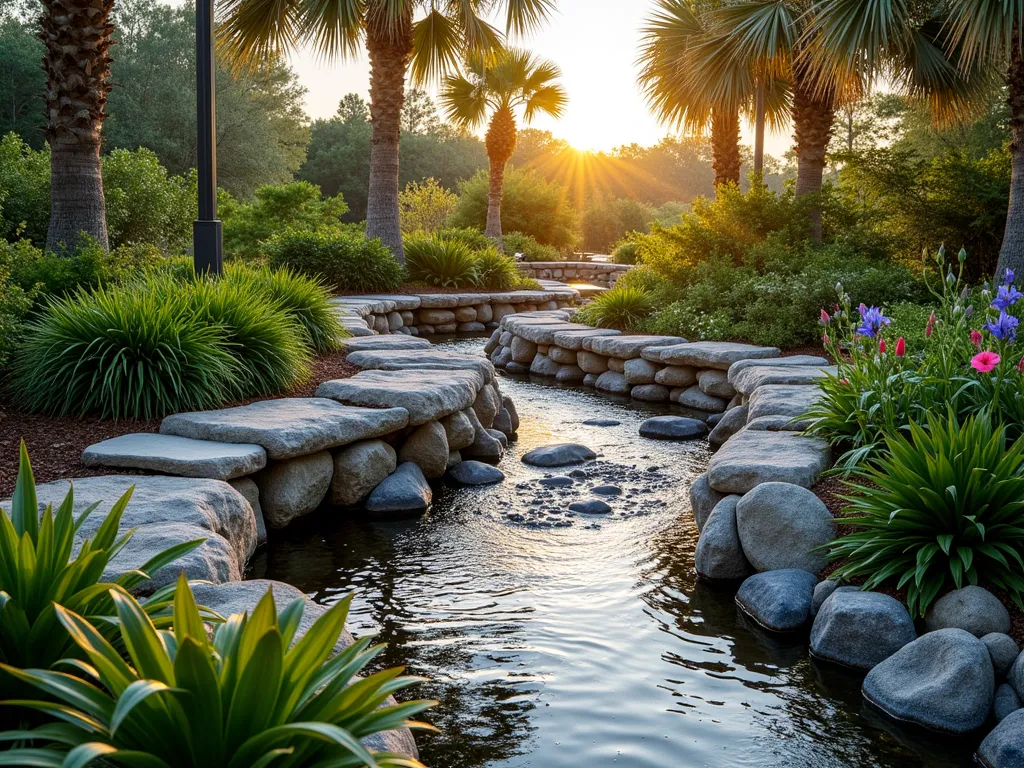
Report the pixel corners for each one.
[792,62,835,243]
[365,7,412,264]
[997,43,1024,280]
[485,161,505,241]
[710,107,741,187]
[484,106,517,244]
[41,0,112,251]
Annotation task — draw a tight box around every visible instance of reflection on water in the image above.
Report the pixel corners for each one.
[251,338,979,768]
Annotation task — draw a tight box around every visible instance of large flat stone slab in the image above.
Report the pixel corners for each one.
[549,327,621,350]
[342,294,422,311]
[317,370,480,425]
[727,354,830,382]
[161,398,408,460]
[82,433,266,480]
[341,335,431,352]
[345,349,494,383]
[583,335,686,359]
[707,429,830,493]
[747,384,823,423]
[731,363,837,396]
[642,341,779,369]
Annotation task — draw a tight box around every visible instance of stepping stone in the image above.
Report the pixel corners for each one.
[317,370,481,425]
[707,429,830,494]
[569,499,612,514]
[513,321,592,345]
[522,443,597,467]
[727,354,830,382]
[582,418,620,427]
[345,349,494,383]
[735,569,817,632]
[365,462,432,515]
[810,590,916,670]
[731,363,837,397]
[162,398,408,460]
[448,461,505,486]
[82,433,266,480]
[549,328,621,350]
[583,335,687,360]
[342,294,421,310]
[639,415,708,440]
[642,341,780,369]
[342,335,431,352]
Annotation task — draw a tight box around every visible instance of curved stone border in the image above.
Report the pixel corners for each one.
[516,261,632,288]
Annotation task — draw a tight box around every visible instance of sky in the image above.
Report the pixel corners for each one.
[282,0,795,157]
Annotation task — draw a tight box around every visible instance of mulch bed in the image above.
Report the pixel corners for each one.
[0,349,359,498]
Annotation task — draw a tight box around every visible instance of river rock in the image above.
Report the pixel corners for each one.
[257,451,333,528]
[624,358,660,385]
[462,408,505,462]
[639,415,708,440]
[607,357,625,373]
[82,433,266,480]
[676,385,729,413]
[317,370,481,425]
[708,404,748,449]
[735,569,817,633]
[161,398,409,460]
[511,335,537,363]
[810,590,916,670]
[735,482,835,573]
[654,365,697,388]
[747,384,822,424]
[697,369,736,398]
[484,329,502,353]
[331,440,397,506]
[707,429,830,493]
[419,308,456,325]
[924,586,1012,637]
[448,461,505,486]
[522,443,597,467]
[995,684,1023,723]
[548,346,577,364]
[228,478,266,546]
[539,476,574,487]
[583,418,620,427]
[493,407,515,437]
[644,341,780,369]
[862,628,994,734]
[487,428,508,450]
[441,410,476,451]
[502,396,520,432]
[631,384,671,402]
[472,384,501,428]
[985,633,1021,679]
[569,499,612,514]
[397,421,449,479]
[493,347,513,368]
[689,473,726,532]
[584,335,686,359]
[981,708,1024,766]
[595,371,630,394]
[477,303,493,323]
[365,462,432,515]
[453,306,477,323]
[577,351,609,374]
[731,364,837,397]
[592,484,622,496]
[556,364,586,383]
[695,496,752,580]
[811,579,844,616]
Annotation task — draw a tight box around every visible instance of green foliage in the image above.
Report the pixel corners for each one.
[612,240,639,265]
[0,17,44,147]
[450,167,580,250]
[828,411,1024,617]
[0,132,50,245]
[221,181,348,259]
[0,574,433,767]
[264,230,405,293]
[436,227,493,252]
[404,235,480,288]
[0,443,201,686]
[0,241,33,370]
[575,286,655,331]
[581,196,653,253]
[501,231,559,262]
[399,178,457,234]
[474,247,522,291]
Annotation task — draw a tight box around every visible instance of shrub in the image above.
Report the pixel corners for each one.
[399,177,457,233]
[404,234,479,288]
[581,196,653,253]
[612,240,639,265]
[0,243,32,370]
[575,286,654,331]
[436,227,493,252]
[501,231,559,262]
[474,247,523,291]
[0,132,49,246]
[0,575,434,767]
[827,410,1024,617]
[265,230,405,293]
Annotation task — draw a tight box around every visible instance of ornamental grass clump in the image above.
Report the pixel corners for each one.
[827,410,1024,617]
[404,235,480,288]
[0,575,434,768]
[574,286,654,331]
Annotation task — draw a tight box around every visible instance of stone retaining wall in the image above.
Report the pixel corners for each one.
[516,261,631,288]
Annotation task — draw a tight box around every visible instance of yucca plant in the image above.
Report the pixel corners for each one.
[575,286,655,331]
[0,575,434,767]
[403,236,480,289]
[828,410,1024,617]
[0,443,202,709]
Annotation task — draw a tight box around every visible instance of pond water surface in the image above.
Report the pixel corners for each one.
[252,337,979,768]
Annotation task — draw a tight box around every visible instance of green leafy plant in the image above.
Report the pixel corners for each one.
[0,575,434,767]
[403,235,479,288]
[611,240,639,265]
[500,231,559,262]
[575,286,654,331]
[265,230,406,293]
[473,247,522,291]
[828,410,1024,617]
[435,227,493,252]
[0,443,202,697]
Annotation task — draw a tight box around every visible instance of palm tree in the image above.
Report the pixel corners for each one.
[218,0,556,264]
[439,49,566,241]
[41,0,113,251]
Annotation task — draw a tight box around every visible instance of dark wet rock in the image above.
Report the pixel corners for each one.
[735,569,817,633]
[539,476,574,487]
[522,443,597,467]
[735,482,835,573]
[595,371,630,394]
[706,412,723,428]
[695,496,751,581]
[697,369,736,398]
[689,473,726,533]
[1008,649,1024,699]
[631,383,671,402]
[811,580,850,617]
[569,499,612,514]
[331,440,397,506]
[365,462,432,515]
[592,484,622,496]
[980,708,1024,766]
[862,628,994,734]
[506,361,529,374]
[708,405,747,449]
[569,469,589,479]
[810,590,916,671]
[676,385,729,413]
[448,461,505,486]
[502,395,520,432]
[995,684,1023,723]
[623,357,660,385]
[487,428,509,450]
[924,586,1012,637]
[583,418,620,427]
[639,415,708,440]
[985,634,1021,679]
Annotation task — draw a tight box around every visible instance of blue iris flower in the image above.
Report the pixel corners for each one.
[856,304,891,338]
[991,284,1024,311]
[985,311,1019,342]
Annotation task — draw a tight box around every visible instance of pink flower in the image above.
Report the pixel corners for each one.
[878,338,887,354]
[926,312,935,338]
[895,337,905,357]
[972,351,1001,373]
[970,329,983,348]
[822,333,830,345]
[1018,356,1024,373]
[839,378,850,386]
[820,308,831,325]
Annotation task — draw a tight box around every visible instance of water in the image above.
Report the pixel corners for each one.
[252,337,979,768]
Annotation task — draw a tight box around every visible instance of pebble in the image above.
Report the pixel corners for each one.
[592,485,623,496]
[569,499,613,514]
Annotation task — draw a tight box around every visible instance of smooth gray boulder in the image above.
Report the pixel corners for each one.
[985,634,1021,679]
[446,450,462,469]
[607,357,625,373]
[584,335,686,359]
[811,580,847,616]
[341,335,430,353]
[331,440,397,506]
[448,461,505,486]
[731,364,837,397]
[810,590,916,670]
[747,384,822,424]
[441,410,476,451]
[569,499,612,514]
[472,384,502,428]
[317,370,482,425]
[592,484,622,496]
[487,428,508,450]
[510,335,537,363]
[735,482,835,573]
[398,421,449,479]
[82,433,266,480]
[707,429,830,493]
[502,396,520,432]
[493,407,515,437]
[654,365,697,388]
[624,358,660,385]
[995,684,1023,723]
[583,418,620,427]
[644,341,779,369]
[577,350,609,374]
[227,477,266,546]
[980,708,1024,766]
[462,408,504,463]
[522,443,597,467]
[639,415,708,440]
[695,496,751,581]
[689,473,726,532]
[1008,649,1024,699]
[863,628,994,734]
[727,354,830,383]
[365,462,432,515]
[735,569,817,633]
[595,371,630,394]
[924,586,1012,637]
[530,353,561,377]
[161,398,408,460]
[677,385,729,413]
[697,369,736,398]
[105,522,241,590]
[257,451,333,528]
[631,384,671,402]
[556,364,586,383]
[548,345,577,364]
[708,404,748,449]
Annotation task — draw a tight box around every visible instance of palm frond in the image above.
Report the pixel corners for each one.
[439,73,489,127]
[500,0,557,37]
[410,9,463,83]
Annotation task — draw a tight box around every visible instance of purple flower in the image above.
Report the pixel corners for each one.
[856,305,891,338]
[985,311,1019,342]
[1007,269,1016,285]
[991,284,1024,311]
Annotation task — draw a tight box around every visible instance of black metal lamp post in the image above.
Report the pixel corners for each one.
[194,0,223,275]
